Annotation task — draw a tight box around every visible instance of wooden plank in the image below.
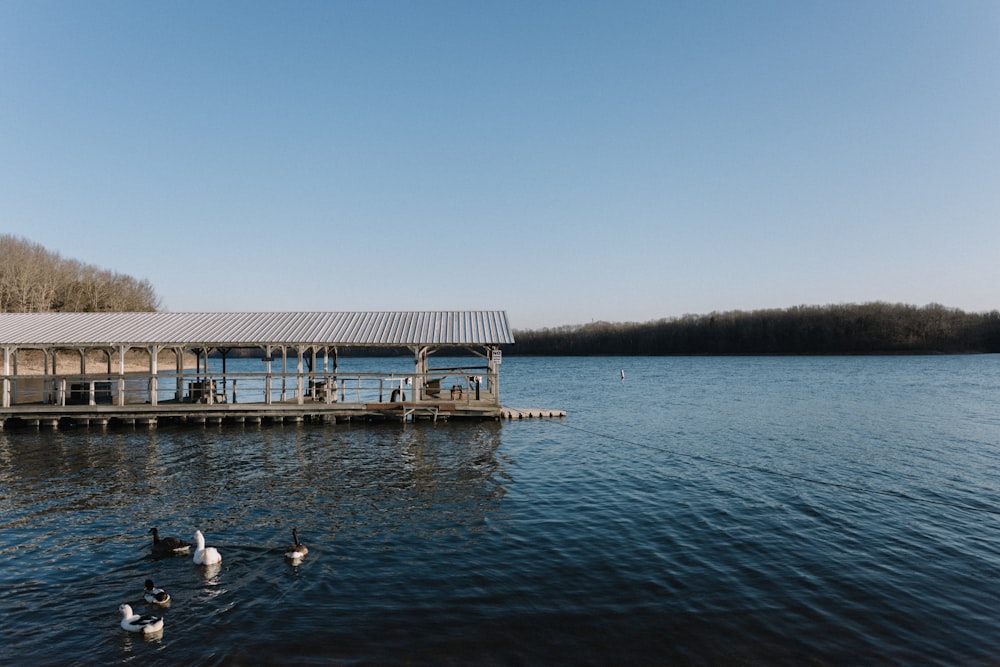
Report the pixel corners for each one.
[365,402,457,411]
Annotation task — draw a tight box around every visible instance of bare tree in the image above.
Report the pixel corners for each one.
[0,234,161,312]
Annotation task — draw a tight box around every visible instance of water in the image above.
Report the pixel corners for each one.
[1,355,999,665]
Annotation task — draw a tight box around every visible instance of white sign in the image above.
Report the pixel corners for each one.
[491,349,502,364]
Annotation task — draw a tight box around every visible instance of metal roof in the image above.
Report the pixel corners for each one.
[0,311,514,348]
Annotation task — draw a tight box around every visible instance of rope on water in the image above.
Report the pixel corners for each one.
[547,419,1000,518]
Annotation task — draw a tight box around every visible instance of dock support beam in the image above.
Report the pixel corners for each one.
[2,346,11,409]
[117,345,127,407]
[149,345,160,406]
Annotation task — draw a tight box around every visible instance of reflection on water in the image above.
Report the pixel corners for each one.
[120,628,164,652]
[0,419,508,664]
[197,562,223,582]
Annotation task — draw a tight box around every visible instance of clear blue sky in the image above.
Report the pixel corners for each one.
[2,1,998,329]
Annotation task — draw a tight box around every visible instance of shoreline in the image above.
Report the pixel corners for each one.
[8,349,198,375]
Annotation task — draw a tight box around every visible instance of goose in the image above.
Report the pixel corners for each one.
[149,527,191,556]
[118,603,164,634]
[192,529,222,565]
[284,528,309,561]
[143,579,171,606]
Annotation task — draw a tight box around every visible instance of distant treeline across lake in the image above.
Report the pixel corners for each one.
[210,302,999,359]
[509,302,1000,356]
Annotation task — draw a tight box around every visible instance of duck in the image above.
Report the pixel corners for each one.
[149,527,191,557]
[284,528,309,561]
[192,529,222,565]
[118,603,164,634]
[143,579,171,606]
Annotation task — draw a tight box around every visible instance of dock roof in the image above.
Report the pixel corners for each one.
[0,311,514,348]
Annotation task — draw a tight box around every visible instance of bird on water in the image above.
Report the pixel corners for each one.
[118,604,164,634]
[284,528,309,561]
[143,579,171,606]
[192,529,222,565]
[149,527,191,557]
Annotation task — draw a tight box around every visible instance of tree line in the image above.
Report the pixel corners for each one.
[4,235,997,355]
[0,234,160,312]
[509,303,1000,356]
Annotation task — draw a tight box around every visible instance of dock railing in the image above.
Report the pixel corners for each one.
[2,367,498,409]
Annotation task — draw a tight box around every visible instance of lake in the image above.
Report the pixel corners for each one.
[1,355,999,665]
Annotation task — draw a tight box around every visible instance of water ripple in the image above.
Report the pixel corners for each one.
[2,357,1000,664]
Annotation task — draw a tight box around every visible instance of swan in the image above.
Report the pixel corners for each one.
[284,528,308,561]
[192,529,222,565]
[143,579,171,606]
[118,603,163,634]
[149,527,191,556]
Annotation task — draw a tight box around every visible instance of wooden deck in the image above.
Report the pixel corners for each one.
[0,310,518,428]
[0,365,513,428]
[0,399,505,428]
[0,399,569,429]
[0,346,567,430]
[0,310,514,429]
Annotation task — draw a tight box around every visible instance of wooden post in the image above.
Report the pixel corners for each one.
[175,347,184,401]
[264,345,273,405]
[310,346,318,399]
[2,347,11,408]
[220,348,229,403]
[489,346,501,405]
[203,348,213,404]
[43,348,52,404]
[281,347,287,402]
[296,346,305,405]
[149,345,159,406]
[117,345,126,406]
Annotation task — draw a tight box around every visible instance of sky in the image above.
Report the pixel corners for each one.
[1,1,998,329]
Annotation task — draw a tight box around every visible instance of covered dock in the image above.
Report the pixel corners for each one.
[0,310,513,428]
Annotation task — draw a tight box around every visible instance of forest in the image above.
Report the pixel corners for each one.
[0,234,160,312]
[509,303,1000,356]
[3,235,998,355]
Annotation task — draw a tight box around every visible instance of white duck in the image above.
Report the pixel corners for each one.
[143,579,171,606]
[192,529,222,565]
[284,528,309,561]
[119,603,163,634]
